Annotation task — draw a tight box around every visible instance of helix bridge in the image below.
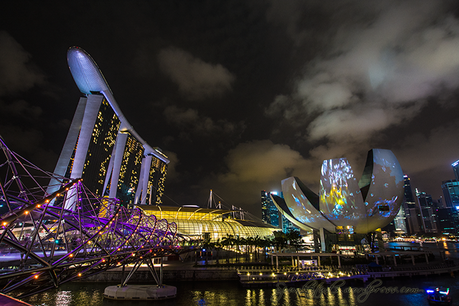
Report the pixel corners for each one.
[0,138,183,297]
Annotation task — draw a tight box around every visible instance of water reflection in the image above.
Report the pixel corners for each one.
[55,290,72,306]
[16,239,459,306]
[245,289,252,305]
[259,289,265,306]
[326,287,335,305]
[270,288,278,305]
[348,287,357,305]
[283,287,289,305]
[15,279,449,306]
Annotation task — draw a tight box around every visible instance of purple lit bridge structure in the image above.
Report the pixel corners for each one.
[0,138,187,297]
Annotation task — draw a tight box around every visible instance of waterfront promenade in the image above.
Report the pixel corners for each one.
[78,245,459,287]
[10,242,459,306]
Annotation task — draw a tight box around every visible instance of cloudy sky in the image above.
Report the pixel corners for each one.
[1,0,459,217]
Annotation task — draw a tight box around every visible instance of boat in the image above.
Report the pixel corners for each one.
[426,287,452,305]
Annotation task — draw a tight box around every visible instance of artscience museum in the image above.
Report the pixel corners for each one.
[271,149,404,251]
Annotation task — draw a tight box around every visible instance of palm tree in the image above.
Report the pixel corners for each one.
[286,230,302,251]
[273,231,287,251]
[246,237,255,262]
[202,234,211,265]
[221,235,232,263]
[214,239,221,264]
[235,236,241,263]
[253,236,263,261]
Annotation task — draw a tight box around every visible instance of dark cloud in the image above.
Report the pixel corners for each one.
[0,31,45,95]
[158,47,235,100]
[163,105,246,140]
[263,0,459,201]
[1,0,458,215]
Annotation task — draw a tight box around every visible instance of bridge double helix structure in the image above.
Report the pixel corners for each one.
[0,138,183,298]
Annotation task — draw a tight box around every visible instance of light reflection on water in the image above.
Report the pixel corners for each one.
[17,279,447,306]
[17,242,459,306]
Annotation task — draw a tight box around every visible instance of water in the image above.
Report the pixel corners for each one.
[18,277,459,306]
[16,242,459,306]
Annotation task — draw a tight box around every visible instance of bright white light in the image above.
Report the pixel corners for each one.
[270,191,278,195]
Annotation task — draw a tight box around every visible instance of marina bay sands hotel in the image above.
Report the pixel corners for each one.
[46,46,277,240]
[48,47,169,207]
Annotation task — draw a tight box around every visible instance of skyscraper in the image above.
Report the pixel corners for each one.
[441,180,459,209]
[261,190,297,233]
[417,191,437,233]
[452,160,459,181]
[261,190,280,227]
[435,207,459,235]
[393,207,407,233]
[402,175,422,234]
[48,47,169,209]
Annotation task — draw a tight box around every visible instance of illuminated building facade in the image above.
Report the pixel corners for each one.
[453,160,459,181]
[403,175,422,234]
[139,205,278,241]
[271,149,404,251]
[60,96,121,197]
[48,47,169,209]
[383,207,407,236]
[416,191,437,233]
[261,190,298,234]
[261,191,280,227]
[442,180,459,209]
[435,207,459,235]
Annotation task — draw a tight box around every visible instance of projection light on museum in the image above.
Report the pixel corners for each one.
[271,149,404,234]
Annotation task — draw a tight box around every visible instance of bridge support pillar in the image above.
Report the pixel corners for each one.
[160,257,163,286]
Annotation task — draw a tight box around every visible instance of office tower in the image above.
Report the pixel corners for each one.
[402,175,422,234]
[261,190,280,227]
[394,207,407,233]
[281,214,298,234]
[261,190,271,224]
[441,180,459,209]
[382,206,407,236]
[417,191,437,233]
[452,160,459,181]
[261,190,297,233]
[435,207,459,235]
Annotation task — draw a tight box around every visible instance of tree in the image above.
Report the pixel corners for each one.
[273,231,287,251]
[213,239,221,264]
[202,233,211,265]
[286,230,302,250]
[221,235,233,263]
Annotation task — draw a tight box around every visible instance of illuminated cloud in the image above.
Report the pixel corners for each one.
[265,0,459,164]
[220,140,314,184]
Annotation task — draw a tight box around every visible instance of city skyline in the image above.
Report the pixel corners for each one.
[2,1,459,217]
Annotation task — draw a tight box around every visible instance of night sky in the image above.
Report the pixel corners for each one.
[1,1,459,217]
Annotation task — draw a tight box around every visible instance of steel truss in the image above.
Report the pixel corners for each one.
[0,138,179,297]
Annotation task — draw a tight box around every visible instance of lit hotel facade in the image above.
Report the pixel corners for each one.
[48,47,169,208]
[48,46,276,242]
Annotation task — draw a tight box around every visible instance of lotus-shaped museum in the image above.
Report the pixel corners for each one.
[271,149,404,235]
